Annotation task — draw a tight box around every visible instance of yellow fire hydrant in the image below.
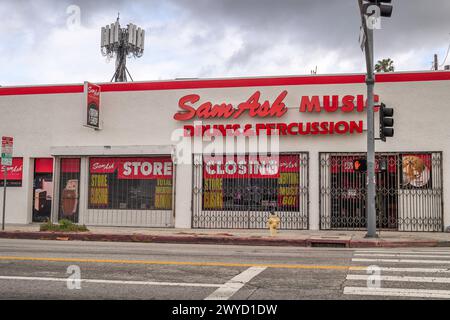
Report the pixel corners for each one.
[267,211,280,237]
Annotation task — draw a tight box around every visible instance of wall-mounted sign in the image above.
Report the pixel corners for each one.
[84,82,101,129]
[173,91,379,137]
[0,157,23,187]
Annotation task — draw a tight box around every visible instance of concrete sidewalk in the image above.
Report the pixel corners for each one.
[0,224,449,248]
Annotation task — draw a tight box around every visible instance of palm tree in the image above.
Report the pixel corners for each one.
[375,58,395,72]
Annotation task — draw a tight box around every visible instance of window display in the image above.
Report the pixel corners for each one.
[202,154,300,212]
[88,157,173,210]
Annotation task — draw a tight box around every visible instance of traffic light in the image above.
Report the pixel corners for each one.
[379,103,394,141]
[362,0,393,18]
[353,159,367,172]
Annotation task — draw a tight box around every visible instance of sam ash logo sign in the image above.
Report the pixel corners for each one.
[173,91,380,137]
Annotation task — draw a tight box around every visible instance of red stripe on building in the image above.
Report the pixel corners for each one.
[1,71,449,96]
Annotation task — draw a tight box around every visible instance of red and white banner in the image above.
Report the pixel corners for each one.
[203,154,299,179]
[84,82,101,129]
[90,157,173,179]
[0,157,23,180]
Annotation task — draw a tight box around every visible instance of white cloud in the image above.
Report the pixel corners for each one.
[1,0,449,86]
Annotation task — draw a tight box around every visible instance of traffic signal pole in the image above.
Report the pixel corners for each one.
[365,26,377,238]
[359,0,377,238]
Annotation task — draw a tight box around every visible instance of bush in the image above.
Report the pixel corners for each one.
[40,219,89,232]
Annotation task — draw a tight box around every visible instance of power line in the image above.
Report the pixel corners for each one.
[439,34,450,67]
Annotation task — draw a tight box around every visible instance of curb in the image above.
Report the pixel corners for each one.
[0,231,448,248]
[0,231,308,247]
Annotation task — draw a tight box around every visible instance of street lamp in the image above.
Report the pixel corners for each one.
[358,0,393,238]
[101,14,145,82]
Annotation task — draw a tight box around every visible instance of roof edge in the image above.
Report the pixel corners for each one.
[1,70,450,96]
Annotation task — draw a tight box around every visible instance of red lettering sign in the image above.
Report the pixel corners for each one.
[174,91,288,121]
[299,95,379,113]
[89,157,173,179]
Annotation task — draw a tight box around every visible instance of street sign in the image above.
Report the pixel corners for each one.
[1,136,13,166]
[1,136,13,231]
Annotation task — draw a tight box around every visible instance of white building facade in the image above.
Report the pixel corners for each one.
[0,71,449,232]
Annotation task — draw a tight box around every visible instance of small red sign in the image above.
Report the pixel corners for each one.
[85,82,100,129]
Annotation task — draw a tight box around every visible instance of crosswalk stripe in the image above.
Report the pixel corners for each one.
[354,253,450,258]
[346,274,450,283]
[352,258,450,264]
[349,266,450,273]
[205,267,267,300]
[343,286,450,299]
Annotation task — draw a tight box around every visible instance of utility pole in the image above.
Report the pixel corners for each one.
[358,0,393,238]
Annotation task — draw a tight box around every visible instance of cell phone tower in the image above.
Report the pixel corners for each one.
[100,14,145,82]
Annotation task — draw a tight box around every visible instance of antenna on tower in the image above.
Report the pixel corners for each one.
[100,15,145,82]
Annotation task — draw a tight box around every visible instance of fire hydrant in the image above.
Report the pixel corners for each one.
[267,211,280,237]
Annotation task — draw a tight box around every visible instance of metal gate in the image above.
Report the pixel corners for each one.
[319,152,443,231]
[192,153,309,229]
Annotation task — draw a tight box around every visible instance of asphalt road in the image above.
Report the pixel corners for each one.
[0,238,450,300]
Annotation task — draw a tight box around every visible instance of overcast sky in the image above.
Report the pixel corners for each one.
[1,0,449,86]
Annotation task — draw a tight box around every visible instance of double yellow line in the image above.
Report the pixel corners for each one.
[0,256,363,270]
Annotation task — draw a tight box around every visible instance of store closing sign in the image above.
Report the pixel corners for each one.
[203,155,299,179]
[90,157,173,179]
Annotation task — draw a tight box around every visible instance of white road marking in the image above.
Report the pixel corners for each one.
[346,274,450,284]
[354,250,450,255]
[0,276,222,287]
[343,286,450,299]
[354,253,450,258]
[349,266,450,273]
[352,258,450,264]
[205,266,267,300]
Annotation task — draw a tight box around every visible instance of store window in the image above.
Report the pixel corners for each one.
[320,152,443,231]
[202,154,300,212]
[58,158,81,222]
[88,157,173,210]
[0,157,23,187]
[328,154,398,229]
[32,158,53,222]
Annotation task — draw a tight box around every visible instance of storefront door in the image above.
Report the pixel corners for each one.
[32,158,54,222]
[58,158,81,223]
